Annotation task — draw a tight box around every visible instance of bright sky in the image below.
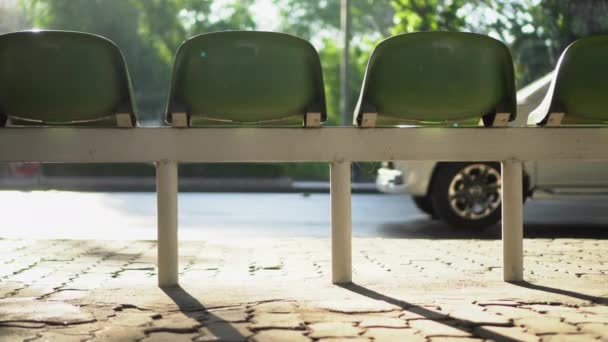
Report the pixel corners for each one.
[177,0,281,33]
[251,0,281,31]
[2,0,282,31]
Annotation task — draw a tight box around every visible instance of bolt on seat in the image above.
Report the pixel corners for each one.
[353,31,517,128]
[166,31,327,128]
[528,35,608,126]
[0,30,138,127]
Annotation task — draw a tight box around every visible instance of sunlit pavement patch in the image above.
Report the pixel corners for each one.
[0,237,606,341]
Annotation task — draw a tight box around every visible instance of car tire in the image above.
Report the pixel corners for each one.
[411,195,438,219]
[430,162,503,229]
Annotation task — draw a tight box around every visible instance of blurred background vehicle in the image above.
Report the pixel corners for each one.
[377,73,608,228]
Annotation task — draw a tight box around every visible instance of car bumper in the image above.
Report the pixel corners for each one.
[375,167,407,193]
[376,161,437,196]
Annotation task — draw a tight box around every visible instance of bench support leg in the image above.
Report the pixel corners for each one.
[331,161,352,284]
[156,160,179,287]
[501,160,524,282]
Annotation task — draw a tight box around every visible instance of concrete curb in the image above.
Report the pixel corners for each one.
[0,176,379,193]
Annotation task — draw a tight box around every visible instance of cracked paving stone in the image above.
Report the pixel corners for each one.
[308,322,362,339]
[196,322,252,341]
[445,306,512,326]
[358,316,408,328]
[0,282,24,298]
[409,319,472,337]
[0,298,95,325]
[9,268,51,284]
[516,316,579,335]
[317,338,370,342]
[254,301,298,314]
[12,286,56,298]
[541,334,603,342]
[0,321,46,328]
[523,305,576,314]
[250,330,311,342]
[578,323,608,336]
[580,306,608,315]
[142,332,199,342]
[473,325,539,342]
[111,309,156,327]
[205,308,248,323]
[0,327,39,341]
[68,275,115,290]
[363,327,425,341]
[300,310,368,323]
[31,331,93,341]
[475,300,521,307]
[523,305,607,324]
[46,290,90,302]
[555,311,608,324]
[250,313,305,330]
[429,338,484,342]
[92,326,146,341]
[484,305,537,319]
[52,322,104,336]
[90,306,117,322]
[400,306,449,321]
[315,299,400,313]
[146,312,204,333]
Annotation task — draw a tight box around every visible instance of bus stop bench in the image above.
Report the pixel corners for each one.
[1,30,607,288]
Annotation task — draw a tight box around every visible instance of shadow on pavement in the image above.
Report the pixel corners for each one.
[510,281,608,304]
[339,283,519,341]
[379,219,608,240]
[161,286,246,340]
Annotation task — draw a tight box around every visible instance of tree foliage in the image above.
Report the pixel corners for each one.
[20,0,256,122]
[392,0,608,85]
[275,0,393,39]
[475,0,608,85]
[391,0,466,33]
[274,0,394,124]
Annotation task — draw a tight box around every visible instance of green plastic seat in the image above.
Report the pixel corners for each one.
[0,30,138,127]
[166,31,326,127]
[353,32,517,127]
[528,35,608,126]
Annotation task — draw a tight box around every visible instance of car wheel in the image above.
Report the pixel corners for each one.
[430,162,502,229]
[411,195,438,219]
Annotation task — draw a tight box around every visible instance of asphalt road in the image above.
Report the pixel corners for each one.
[0,191,607,240]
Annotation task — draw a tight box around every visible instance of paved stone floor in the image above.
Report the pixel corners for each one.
[0,237,606,341]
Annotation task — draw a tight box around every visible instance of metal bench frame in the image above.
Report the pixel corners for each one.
[2,126,607,286]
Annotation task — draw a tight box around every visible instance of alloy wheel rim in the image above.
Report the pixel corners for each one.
[448,164,501,220]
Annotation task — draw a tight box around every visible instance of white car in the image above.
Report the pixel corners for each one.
[376,73,608,229]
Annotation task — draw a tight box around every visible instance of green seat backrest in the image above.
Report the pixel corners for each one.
[354,32,516,127]
[0,30,137,127]
[528,35,608,126]
[166,31,326,127]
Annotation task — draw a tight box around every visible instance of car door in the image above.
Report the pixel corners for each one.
[536,161,608,188]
